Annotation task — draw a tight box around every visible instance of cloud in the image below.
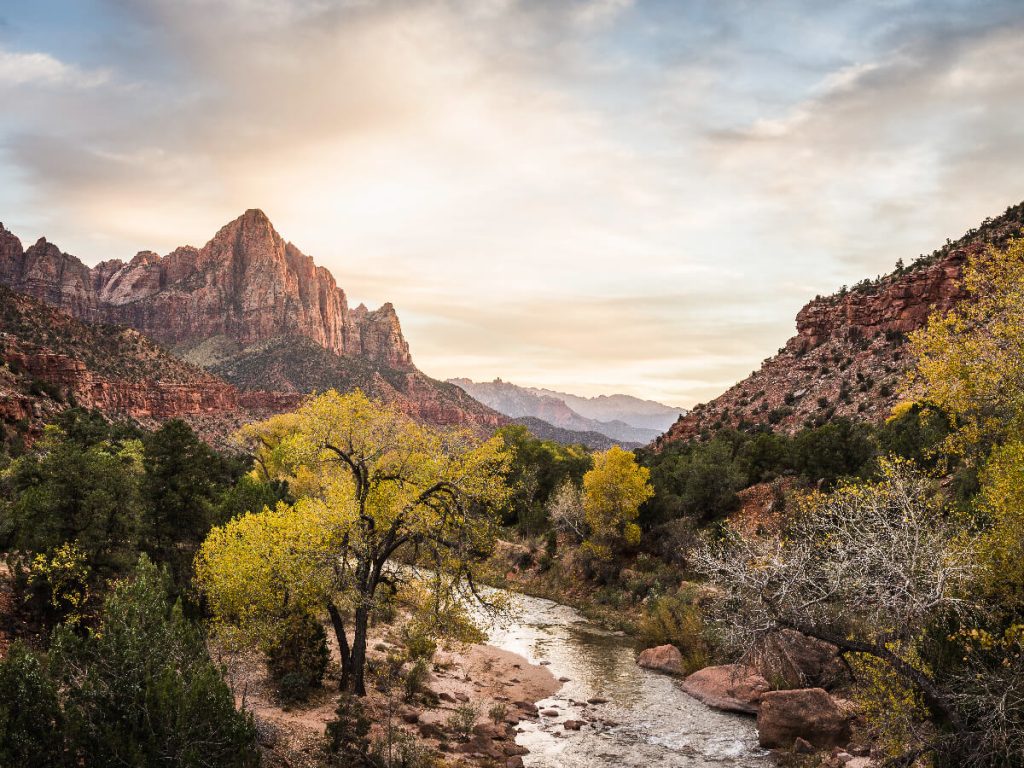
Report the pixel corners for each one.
[1,0,1023,406]
[0,47,109,88]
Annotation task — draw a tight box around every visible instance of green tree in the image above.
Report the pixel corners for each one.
[496,425,591,533]
[197,390,510,696]
[1,425,142,573]
[53,556,258,768]
[0,642,65,768]
[142,420,226,580]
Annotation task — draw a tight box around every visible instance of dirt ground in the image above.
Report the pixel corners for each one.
[217,620,559,768]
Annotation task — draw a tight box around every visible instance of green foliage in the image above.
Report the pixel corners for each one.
[2,425,143,574]
[496,425,591,533]
[0,642,65,768]
[790,418,873,486]
[327,693,373,766]
[51,556,259,768]
[142,420,229,583]
[446,703,479,741]
[403,658,430,702]
[877,402,951,469]
[636,591,712,675]
[267,610,329,704]
[639,433,747,526]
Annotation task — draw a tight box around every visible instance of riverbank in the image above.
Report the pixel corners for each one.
[217,617,559,768]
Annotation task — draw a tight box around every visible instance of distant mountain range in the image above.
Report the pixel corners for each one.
[0,210,503,432]
[449,378,685,445]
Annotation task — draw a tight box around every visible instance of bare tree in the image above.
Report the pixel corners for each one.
[695,459,978,743]
[546,478,586,540]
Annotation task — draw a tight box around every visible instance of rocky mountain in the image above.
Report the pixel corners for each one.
[0,212,503,431]
[508,417,640,451]
[0,285,298,446]
[526,388,684,433]
[659,201,1024,446]
[449,377,671,443]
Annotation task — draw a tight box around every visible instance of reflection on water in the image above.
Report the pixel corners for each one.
[480,594,772,768]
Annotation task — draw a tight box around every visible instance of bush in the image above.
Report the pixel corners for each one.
[267,610,329,704]
[51,556,259,767]
[446,703,479,741]
[404,658,430,702]
[636,592,712,675]
[327,693,372,766]
[402,621,438,662]
[0,642,65,768]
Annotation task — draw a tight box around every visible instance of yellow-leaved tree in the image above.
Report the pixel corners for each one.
[195,389,510,695]
[580,446,652,560]
[910,234,1024,610]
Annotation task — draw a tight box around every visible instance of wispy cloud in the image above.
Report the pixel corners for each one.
[0,0,1022,405]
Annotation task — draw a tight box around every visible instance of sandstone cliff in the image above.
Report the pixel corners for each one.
[0,212,501,432]
[0,210,412,368]
[0,285,299,445]
[658,202,1024,445]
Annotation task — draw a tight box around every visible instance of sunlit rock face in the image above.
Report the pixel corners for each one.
[0,210,412,369]
[0,213,501,432]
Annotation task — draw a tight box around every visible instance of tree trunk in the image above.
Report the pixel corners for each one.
[327,601,352,689]
[349,604,370,696]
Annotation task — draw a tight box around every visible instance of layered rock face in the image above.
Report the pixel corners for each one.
[0,210,412,369]
[659,201,1024,445]
[0,212,502,433]
[0,286,299,444]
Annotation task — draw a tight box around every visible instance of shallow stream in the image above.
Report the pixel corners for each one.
[480,593,772,768]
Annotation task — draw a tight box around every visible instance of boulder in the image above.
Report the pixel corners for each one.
[681,664,770,714]
[757,629,848,690]
[756,688,853,749]
[637,644,685,676]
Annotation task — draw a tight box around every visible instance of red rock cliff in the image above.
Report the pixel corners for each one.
[658,202,1024,446]
[0,210,413,369]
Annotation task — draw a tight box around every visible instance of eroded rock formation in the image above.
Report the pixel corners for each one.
[659,201,1024,445]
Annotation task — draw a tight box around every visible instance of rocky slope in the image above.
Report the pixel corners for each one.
[659,201,1024,445]
[0,285,298,446]
[450,377,671,443]
[0,212,502,431]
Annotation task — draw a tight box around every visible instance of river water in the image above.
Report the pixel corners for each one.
[480,593,772,768]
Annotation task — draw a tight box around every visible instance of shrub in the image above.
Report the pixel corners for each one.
[446,703,479,741]
[267,610,329,704]
[488,702,508,726]
[404,658,430,702]
[0,642,65,768]
[402,621,438,662]
[636,592,712,675]
[327,693,372,765]
[51,556,259,767]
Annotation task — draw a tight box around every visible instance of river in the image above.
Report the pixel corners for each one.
[479,592,772,768]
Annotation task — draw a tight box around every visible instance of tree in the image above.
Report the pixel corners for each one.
[52,556,259,768]
[496,425,591,532]
[695,459,984,762]
[0,642,65,768]
[1,425,142,574]
[197,389,510,696]
[910,235,1024,458]
[142,420,226,581]
[546,478,585,540]
[580,446,653,559]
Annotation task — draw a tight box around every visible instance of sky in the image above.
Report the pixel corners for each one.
[1,0,1023,407]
